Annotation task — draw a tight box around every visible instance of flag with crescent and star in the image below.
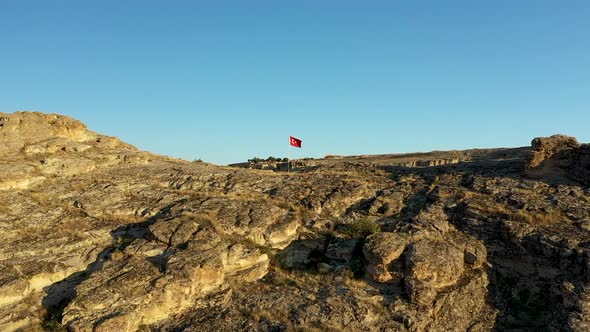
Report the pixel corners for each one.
[290,136,302,148]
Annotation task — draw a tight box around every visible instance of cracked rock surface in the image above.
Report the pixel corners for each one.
[1,112,590,331]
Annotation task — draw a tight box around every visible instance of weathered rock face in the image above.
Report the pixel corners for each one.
[363,232,409,283]
[574,144,590,186]
[62,227,229,331]
[1,113,590,331]
[525,134,590,186]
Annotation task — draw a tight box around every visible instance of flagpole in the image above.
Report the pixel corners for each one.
[287,142,291,173]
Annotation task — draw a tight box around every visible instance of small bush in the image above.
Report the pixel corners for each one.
[338,217,380,238]
[43,319,67,332]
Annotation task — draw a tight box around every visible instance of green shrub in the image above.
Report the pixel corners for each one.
[338,217,380,238]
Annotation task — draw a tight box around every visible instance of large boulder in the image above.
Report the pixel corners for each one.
[363,232,410,283]
[404,239,465,306]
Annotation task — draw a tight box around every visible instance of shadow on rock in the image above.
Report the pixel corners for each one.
[40,199,187,329]
[447,202,585,331]
[41,247,113,329]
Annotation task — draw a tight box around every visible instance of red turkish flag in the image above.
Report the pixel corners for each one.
[289,136,302,148]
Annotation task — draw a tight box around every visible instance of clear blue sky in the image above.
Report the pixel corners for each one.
[1,1,589,165]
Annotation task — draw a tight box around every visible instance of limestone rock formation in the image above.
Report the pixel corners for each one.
[1,112,590,331]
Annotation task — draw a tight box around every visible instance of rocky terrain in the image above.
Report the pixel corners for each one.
[230,147,531,172]
[1,111,590,332]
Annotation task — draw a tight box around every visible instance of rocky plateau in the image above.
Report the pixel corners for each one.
[1,111,590,331]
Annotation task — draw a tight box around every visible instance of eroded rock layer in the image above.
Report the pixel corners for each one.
[1,112,590,331]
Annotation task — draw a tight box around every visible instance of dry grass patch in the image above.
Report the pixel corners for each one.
[466,194,568,225]
[464,192,568,225]
[510,209,568,225]
[465,198,511,218]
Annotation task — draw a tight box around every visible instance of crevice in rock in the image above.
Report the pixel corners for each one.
[147,249,176,273]
[41,246,114,330]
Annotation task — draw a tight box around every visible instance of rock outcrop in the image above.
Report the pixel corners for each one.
[525,134,590,186]
[1,112,590,331]
[526,135,581,168]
